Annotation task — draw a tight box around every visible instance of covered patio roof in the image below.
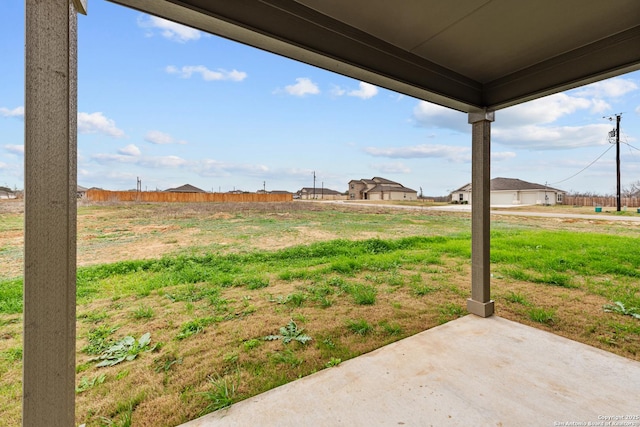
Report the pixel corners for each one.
[23,1,640,425]
[108,0,640,112]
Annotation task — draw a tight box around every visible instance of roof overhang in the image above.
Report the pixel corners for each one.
[107,0,640,113]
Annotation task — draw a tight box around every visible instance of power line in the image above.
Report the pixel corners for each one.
[549,144,614,186]
[622,141,640,152]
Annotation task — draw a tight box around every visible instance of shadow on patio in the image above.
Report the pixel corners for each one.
[182,315,640,426]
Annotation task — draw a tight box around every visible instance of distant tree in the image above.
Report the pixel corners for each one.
[622,180,640,197]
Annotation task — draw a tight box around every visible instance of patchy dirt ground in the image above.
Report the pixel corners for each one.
[2,199,639,280]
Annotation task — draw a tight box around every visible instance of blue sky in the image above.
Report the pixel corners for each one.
[1,1,639,196]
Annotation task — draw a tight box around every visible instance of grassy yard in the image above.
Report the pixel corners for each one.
[0,200,639,426]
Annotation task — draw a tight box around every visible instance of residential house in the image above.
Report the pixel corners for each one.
[0,186,16,199]
[297,187,346,200]
[77,185,88,199]
[451,177,565,205]
[165,184,206,193]
[348,177,417,201]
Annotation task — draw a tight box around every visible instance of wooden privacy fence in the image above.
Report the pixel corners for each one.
[564,196,639,207]
[86,189,292,203]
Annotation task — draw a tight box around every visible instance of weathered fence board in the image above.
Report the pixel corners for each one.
[563,196,639,207]
[86,189,292,203]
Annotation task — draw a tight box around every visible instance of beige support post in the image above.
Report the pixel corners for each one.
[24,0,84,425]
[467,110,495,317]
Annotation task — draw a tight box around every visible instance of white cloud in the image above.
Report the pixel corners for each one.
[4,144,24,155]
[0,106,24,119]
[498,93,592,127]
[284,78,320,96]
[196,159,271,177]
[330,85,346,97]
[371,162,411,174]
[137,15,201,43]
[348,82,378,99]
[331,82,379,99]
[166,65,247,82]
[118,144,141,156]
[493,124,611,149]
[142,155,188,168]
[491,151,516,161]
[572,77,638,98]
[412,101,468,132]
[92,153,188,168]
[144,130,186,145]
[364,144,470,163]
[78,112,125,138]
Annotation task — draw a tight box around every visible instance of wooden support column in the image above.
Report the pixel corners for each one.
[467,110,495,318]
[24,0,85,425]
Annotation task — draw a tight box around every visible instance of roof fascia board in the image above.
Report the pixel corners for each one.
[485,25,640,110]
[107,0,483,112]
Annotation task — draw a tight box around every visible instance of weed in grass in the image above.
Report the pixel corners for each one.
[364,274,382,284]
[318,296,334,308]
[243,339,261,351]
[325,357,341,368]
[321,338,335,349]
[348,283,377,305]
[100,394,144,427]
[83,325,119,355]
[200,373,239,414]
[327,276,347,288]
[437,303,466,324]
[78,309,109,324]
[76,373,106,393]
[242,277,270,290]
[76,361,92,373]
[177,317,219,340]
[411,283,435,296]
[223,352,239,364]
[528,307,556,325]
[131,304,154,320]
[90,332,156,367]
[603,301,640,319]
[346,319,374,336]
[504,291,529,305]
[264,319,312,345]
[115,369,129,380]
[270,349,303,367]
[153,353,183,374]
[380,321,403,336]
[185,303,195,315]
[165,284,221,303]
[275,292,307,307]
[1,347,22,363]
[385,272,404,287]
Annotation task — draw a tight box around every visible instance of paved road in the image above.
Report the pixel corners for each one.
[310,200,640,222]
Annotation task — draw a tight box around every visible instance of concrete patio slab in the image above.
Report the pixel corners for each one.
[181,315,640,427]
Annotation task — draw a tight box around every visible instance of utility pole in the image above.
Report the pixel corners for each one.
[313,171,316,199]
[605,114,622,211]
[615,113,621,212]
[263,181,266,193]
[321,182,324,200]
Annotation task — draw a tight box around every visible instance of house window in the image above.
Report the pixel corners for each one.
[459,193,463,202]
[350,184,354,189]
[350,193,355,200]
[556,193,563,204]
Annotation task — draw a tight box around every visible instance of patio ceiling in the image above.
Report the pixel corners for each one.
[108,0,640,112]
